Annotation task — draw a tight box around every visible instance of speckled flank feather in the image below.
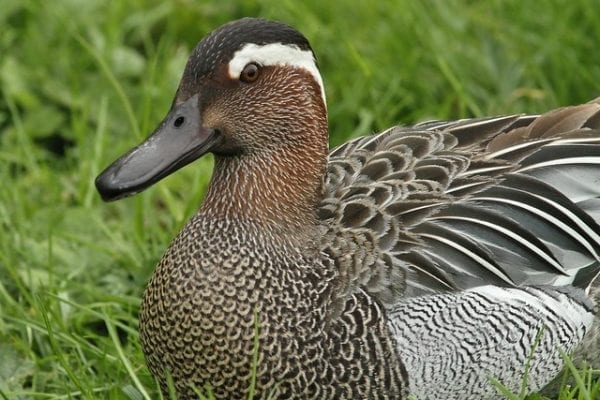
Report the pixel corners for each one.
[95,18,600,400]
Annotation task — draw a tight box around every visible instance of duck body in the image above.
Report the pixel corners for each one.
[96,18,600,400]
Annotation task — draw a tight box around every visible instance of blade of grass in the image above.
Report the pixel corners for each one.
[104,311,152,400]
[71,33,140,139]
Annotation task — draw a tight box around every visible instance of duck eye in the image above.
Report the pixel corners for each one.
[174,116,185,128]
[240,62,260,83]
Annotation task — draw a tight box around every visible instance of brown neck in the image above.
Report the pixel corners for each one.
[200,70,329,238]
[200,137,328,235]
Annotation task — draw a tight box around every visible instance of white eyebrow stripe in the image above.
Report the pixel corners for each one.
[228,43,327,106]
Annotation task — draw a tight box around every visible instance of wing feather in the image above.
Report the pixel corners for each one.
[320,98,600,307]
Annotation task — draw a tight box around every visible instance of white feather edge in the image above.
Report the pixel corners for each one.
[228,42,327,106]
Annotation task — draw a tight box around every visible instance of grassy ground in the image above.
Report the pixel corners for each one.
[1,0,599,398]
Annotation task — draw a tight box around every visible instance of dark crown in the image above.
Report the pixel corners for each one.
[183,18,314,83]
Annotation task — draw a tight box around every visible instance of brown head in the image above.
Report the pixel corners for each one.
[96,18,329,230]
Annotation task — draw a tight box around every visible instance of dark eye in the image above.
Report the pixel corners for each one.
[240,62,260,83]
[174,116,185,128]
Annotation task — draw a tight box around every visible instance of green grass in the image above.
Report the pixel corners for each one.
[1,0,599,398]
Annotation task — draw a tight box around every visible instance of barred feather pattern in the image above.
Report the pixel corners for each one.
[388,285,595,399]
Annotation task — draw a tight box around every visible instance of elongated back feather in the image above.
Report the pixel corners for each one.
[320,98,600,307]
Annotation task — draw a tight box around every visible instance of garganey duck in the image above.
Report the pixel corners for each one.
[96,18,600,400]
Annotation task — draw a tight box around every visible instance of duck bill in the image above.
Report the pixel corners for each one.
[95,94,220,202]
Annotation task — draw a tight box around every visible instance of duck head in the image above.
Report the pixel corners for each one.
[96,18,328,205]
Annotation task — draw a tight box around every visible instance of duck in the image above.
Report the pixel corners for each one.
[95,17,600,400]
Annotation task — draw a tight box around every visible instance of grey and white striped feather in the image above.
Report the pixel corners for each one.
[388,285,595,399]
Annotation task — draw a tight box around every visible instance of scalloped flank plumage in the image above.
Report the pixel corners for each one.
[95,18,600,400]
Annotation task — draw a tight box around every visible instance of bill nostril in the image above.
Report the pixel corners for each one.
[174,116,185,128]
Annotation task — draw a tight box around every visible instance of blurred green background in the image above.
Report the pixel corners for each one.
[1,0,599,398]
